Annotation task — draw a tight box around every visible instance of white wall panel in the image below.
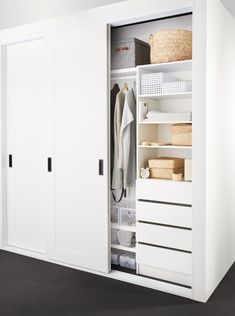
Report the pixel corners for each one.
[206,0,235,299]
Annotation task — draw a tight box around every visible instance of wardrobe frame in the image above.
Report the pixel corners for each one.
[0,0,234,303]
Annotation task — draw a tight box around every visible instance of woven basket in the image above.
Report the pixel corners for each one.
[149,29,192,64]
[171,124,192,146]
[150,168,183,180]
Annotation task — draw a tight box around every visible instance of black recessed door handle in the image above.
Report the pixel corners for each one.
[9,155,13,168]
[98,159,104,176]
[48,157,52,172]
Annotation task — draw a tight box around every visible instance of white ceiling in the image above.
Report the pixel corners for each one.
[0,0,125,30]
[0,0,234,31]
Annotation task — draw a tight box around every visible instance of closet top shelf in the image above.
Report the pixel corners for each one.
[110,60,192,79]
[139,92,192,100]
[137,59,192,73]
[111,67,136,79]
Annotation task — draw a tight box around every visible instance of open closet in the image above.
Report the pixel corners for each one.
[110,13,192,284]
[1,0,235,303]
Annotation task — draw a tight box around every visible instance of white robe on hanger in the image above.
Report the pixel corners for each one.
[119,89,136,189]
[112,91,125,192]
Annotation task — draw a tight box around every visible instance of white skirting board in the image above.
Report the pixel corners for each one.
[2,246,193,300]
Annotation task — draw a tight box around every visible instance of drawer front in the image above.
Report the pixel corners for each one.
[137,243,192,275]
[137,201,192,228]
[137,179,192,205]
[137,222,192,251]
[138,264,192,287]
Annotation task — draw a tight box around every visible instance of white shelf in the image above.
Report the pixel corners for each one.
[139,121,192,125]
[138,178,190,184]
[139,145,192,149]
[137,59,192,73]
[111,224,136,232]
[111,60,192,78]
[139,92,192,100]
[111,67,136,79]
[111,244,136,253]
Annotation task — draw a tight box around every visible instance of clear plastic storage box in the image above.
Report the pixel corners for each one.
[119,253,136,270]
[111,249,122,265]
[120,208,136,226]
[111,228,119,244]
[111,206,119,225]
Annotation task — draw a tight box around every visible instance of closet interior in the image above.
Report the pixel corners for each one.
[110,13,193,282]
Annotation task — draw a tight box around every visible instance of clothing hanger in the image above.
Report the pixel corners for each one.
[121,82,129,93]
[111,83,120,90]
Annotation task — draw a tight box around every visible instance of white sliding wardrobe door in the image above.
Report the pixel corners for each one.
[48,21,109,273]
[6,39,53,253]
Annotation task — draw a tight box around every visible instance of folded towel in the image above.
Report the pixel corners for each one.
[145,111,192,122]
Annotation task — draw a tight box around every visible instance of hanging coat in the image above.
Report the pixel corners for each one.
[112,91,125,196]
[119,89,136,189]
[110,84,120,187]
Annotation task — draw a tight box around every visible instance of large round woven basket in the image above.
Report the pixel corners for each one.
[150,29,192,64]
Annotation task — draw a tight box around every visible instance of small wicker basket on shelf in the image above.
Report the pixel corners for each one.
[149,29,192,64]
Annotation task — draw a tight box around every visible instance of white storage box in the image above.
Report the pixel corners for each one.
[111,206,119,225]
[185,159,192,181]
[141,83,162,95]
[120,208,136,226]
[162,80,192,94]
[119,253,136,270]
[141,72,176,95]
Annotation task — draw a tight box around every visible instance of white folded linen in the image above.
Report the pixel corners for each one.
[145,111,192,122]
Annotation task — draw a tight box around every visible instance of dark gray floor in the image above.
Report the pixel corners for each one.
[0,250,234,316]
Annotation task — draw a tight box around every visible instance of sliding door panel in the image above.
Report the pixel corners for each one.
[6,39,53,253]
[48,22,109,272]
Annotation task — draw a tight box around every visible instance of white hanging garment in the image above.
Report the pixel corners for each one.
[112,91,125,194]
[119,89,136,189]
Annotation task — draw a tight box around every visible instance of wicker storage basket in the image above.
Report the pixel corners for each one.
[149,29,192,64]
[149,157,184,180]
[150,168,183,180]
[149,157,184,169]
[171,124,192,146]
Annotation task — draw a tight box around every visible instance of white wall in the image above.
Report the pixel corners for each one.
[0,0,125,30]
[206,0,235,299]
[221,0,235,18]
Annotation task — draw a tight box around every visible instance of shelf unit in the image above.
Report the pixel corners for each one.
[138,178,190,184]
[111,244,136,253]
[137,59,192,180]
[111,67,136,80]
[137,59,192,73]
[139,145,192,149]
[139,92,192,100]
[111,224,136,232]
[139,121,192,125]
